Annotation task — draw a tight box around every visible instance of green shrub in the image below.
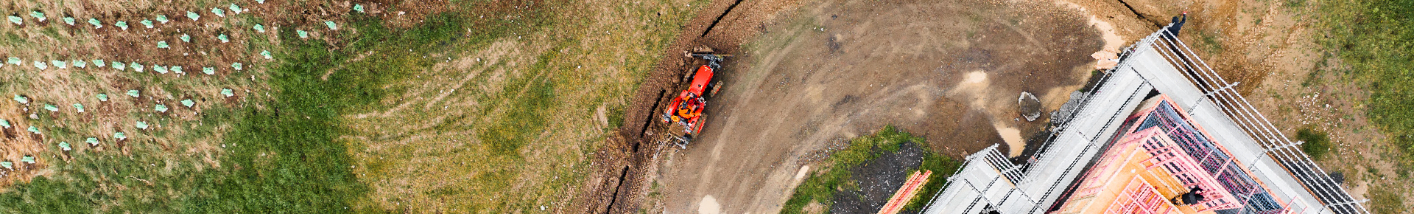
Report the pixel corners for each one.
[1297,128,1332,161]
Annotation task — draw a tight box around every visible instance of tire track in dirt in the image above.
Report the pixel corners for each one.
[655,0,1110,212]
[580,0,1127,212]
[572,0,799,212]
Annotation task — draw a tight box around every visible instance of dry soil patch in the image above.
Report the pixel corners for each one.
[652,0,1104,212]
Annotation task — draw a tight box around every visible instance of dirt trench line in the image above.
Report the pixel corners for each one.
[577,0,766,212]
[700,0,746,37]
[1112,0,1148,25]
[589,0,1152,211]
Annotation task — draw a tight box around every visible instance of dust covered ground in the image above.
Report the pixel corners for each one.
[633,0,1410,212]
[648,0,1107,212]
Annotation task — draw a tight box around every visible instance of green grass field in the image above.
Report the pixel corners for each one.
[1316,0,1413,210]
[0,0,702,212]
[0,8,490,213]
[1321,0,1414,159]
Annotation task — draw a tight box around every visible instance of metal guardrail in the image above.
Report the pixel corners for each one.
[1022,29,1163,184]
[1018,31,1166,214]
[1149,27,1368,214]
[921,144,1013,213]
[923,25,1365,214]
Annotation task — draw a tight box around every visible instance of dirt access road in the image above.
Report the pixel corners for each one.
[574,0,1396,212]
[648,0,1115,213]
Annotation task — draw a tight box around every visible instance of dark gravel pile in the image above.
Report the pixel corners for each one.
[830,142,925,214]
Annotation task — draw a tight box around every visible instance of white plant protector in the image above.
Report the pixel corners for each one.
[29,11,44,22]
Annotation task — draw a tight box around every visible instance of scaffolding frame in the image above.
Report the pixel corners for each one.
[1105,176,1181,214]
[1115,97,1286,213]
[1064,126,1242,213]
[923,24,1363,214]
[1150,27,1368,214]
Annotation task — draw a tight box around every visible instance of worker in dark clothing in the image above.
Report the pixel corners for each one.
[1161,11,1212,92]
[1167,11,1188,35]
[1172,187,1206,205]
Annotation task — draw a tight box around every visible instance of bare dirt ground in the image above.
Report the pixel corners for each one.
[583,0,1411,212]
[642,0,1108,212]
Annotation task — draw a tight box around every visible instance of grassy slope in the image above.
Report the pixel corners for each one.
[1317,0,1413,211]
[781,127,960,214]
[1322,0,1414,158]
[336,0,704,212]
[2,0,701,211]
[0,4,546,213]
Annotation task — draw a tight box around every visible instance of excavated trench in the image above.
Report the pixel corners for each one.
[581,0,753,212]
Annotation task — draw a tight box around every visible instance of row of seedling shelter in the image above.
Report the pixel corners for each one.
[0,1,370,181]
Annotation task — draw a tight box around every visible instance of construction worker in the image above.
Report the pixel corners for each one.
[1172,187,1206,205]
[678,103,693,119]
[1168,11,1188,35]
[679,93,703,119]
[1162,11,1213,91]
